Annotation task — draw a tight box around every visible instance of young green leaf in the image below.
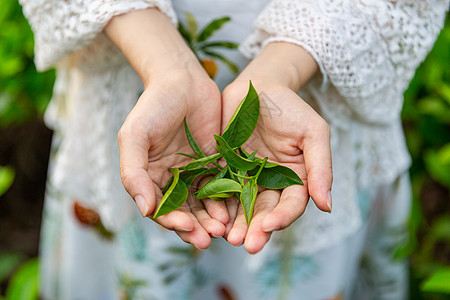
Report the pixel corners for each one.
[184,118,206,157]
[200,41,239,50]
[154,168,189,218]
[181,168,219,187]
[214,135,259,171]
[181,153,221,171]
[240,179,258,225]
[185,12,198,42]
[221,81,260,148]
[198,16,231,42]
[248,165,303,189]
[196,178,242,200]
[238,148,278,168]
[211,166,228,181]
[176,152,200,160]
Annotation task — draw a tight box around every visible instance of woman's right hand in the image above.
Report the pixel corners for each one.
[105,8,228,249]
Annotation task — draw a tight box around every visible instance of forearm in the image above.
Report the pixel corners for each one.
[238,42,318,91]
[104,8,200,87]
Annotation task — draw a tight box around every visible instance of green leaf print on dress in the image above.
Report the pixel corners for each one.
[158,245,213,300]
[254,228,319,300]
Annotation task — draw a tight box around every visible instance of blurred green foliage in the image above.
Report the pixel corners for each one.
[402,14,450,299]
[0,254,39,300]
[0,0,449,298]
[0,0,55,128]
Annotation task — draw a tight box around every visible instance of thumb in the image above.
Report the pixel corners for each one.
[118,121,156,217]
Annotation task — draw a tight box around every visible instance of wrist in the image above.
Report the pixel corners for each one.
[105,8,204,87]
[238,42,318,92]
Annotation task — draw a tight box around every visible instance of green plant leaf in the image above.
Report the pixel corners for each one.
[214,135,259,171]
[202,50,239,74]
[421,268,450,294]
[0,165,15,196]
[221,81,260,148]
[5,258,39,300]
[238,148,278,168]
[0,253,25,283]
[200,41,239,50]
[240,179,258,225]
[185,12,198,42]
[154,168,188,218]
[178,21,192,43]
[176,152,200,160]
[184,118,205,157]
[181,168,219,187]
[248,165,303,189]
[196,178,242,200]
[181,153,221,171]
[211,166,229,181]
[162,168,220,194]
[198,16,230,42]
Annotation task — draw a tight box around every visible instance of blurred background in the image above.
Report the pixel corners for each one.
[0,0,448,299]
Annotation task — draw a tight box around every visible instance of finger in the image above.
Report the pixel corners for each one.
[302,118,333,212]
[152,209,195,232]
[244,190,280,254]
[174,207,213,250]
[118,117,155,217]
[187,194,226,238]
[226,204,248,246]
[261,184,308,233]
[223,197,239,239]
[202,199,229,225]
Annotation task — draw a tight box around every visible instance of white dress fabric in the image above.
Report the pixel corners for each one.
[19,0,448,299]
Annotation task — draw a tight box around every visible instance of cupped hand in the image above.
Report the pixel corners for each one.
[222,78,333,254]
[118,63,228,249]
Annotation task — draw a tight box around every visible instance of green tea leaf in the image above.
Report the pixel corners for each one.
[185,12,198,42]
[178,21,191,43]
[184,118,206,157]
[211,166,229,181]
[214,135,259,171]
[176,152,200,160]
[198,16,230,42]
[249,165,303,189]
[239,148,278,168]
[196,178,242,200]
[200,41,239,50]
[240,179,258,225]
[221,81,260,148]
[181,168,219,187]
[181,153,221,171]
[154,168,188,218]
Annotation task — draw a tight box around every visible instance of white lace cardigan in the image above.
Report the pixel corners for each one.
[20,0,448,254]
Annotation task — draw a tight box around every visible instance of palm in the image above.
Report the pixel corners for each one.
[119,74,227,249]
[221,80,332,253]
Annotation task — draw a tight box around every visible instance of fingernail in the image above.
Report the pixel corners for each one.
[263,226,280,233]
[135,195,149,217]
[327,191,332,213]
[175,226,193,232]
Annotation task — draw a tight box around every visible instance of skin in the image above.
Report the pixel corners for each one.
[105,9,333,253]
[105,8,228,249]
[222,43,333,254]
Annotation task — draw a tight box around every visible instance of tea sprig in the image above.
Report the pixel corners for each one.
[153,81,303,224]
